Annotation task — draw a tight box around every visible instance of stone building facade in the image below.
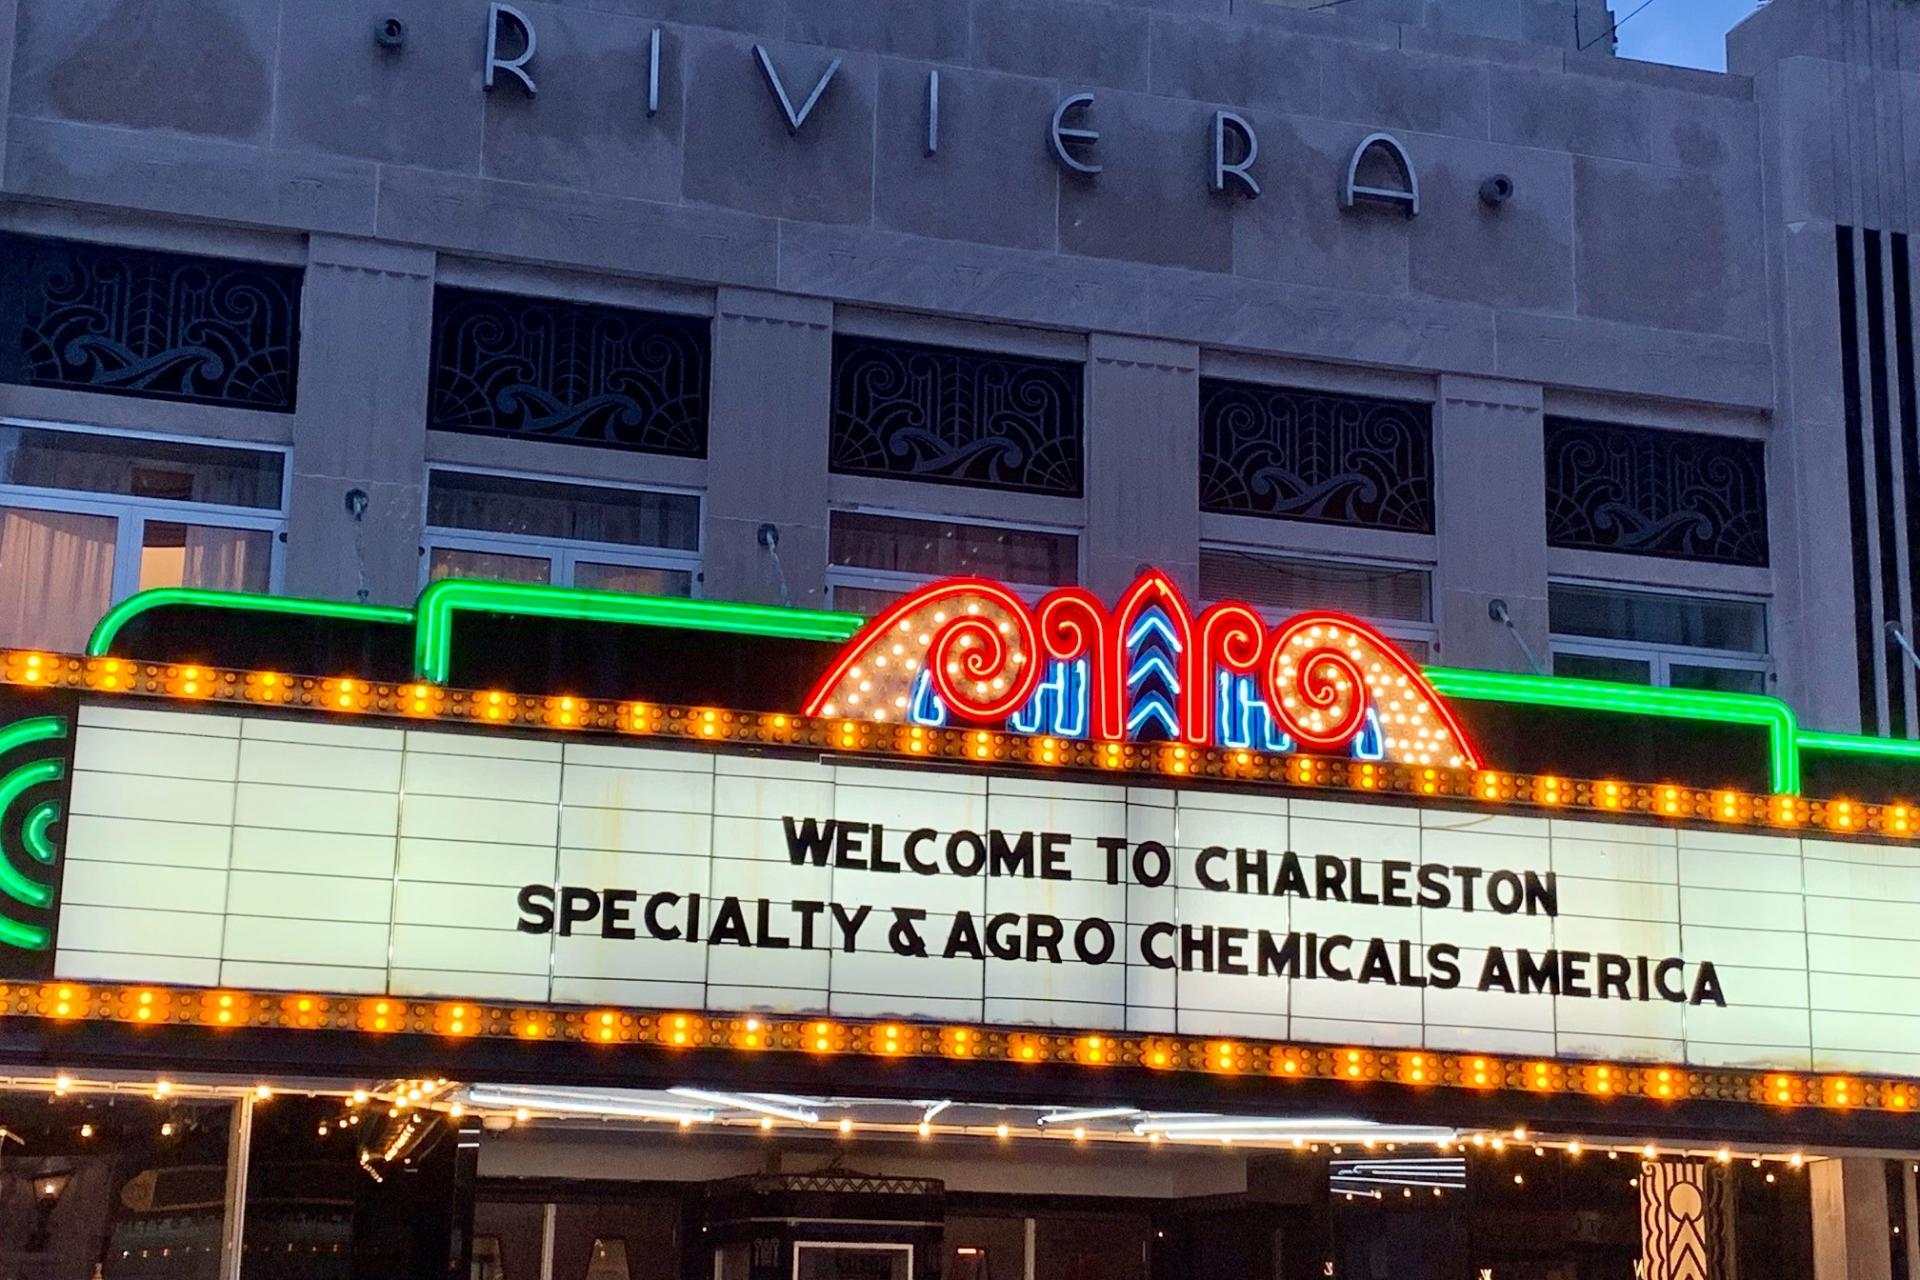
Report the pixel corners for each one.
[8,2,1920,1274]
[0,0,1909,735]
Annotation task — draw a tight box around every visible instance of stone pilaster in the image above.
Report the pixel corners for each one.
[702,288,834,608]
[284,235,435,605]
[1811,1157,1894,1280]
[1084,334,1201,598]
[1434,375,1548,673]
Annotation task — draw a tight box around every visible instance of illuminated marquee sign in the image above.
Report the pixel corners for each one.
[804,573,1479,769]
[12,694,1903,1087]
[9,571,1920,1115]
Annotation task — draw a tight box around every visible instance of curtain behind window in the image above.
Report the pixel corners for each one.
[180,525,271,592]
[0,507,116,651]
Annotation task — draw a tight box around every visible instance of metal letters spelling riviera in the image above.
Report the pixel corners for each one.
[475,7,1420,214]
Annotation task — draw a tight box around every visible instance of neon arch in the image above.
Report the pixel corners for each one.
[804,573,1479,770]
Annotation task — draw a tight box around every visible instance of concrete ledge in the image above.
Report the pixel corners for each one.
[4,115,378,237]
[1495,310,1774,409]
[374,165,779,289]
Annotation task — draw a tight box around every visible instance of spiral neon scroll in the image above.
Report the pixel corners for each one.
[805,573,1480,770]
[1266,612,1477,769]
[0,713,68,954]
[805,579,1042,725]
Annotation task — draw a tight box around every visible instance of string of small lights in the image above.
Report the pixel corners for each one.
[4,982,1912,1116]
[0,1073,1827,1185]
[0,650,1907,836]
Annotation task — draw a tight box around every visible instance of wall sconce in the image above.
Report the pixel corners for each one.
[27,1168,73,1253]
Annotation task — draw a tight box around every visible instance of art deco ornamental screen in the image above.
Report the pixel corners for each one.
[428,286,710,458]
[0,232,302,413]
[1199,379,1435,534]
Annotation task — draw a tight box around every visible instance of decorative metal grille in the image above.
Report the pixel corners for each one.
[830,335,1084,497]
[1637,1161,1733,1280]
[1198,379,1434,532]
[428,287,709,457]
[0,232,301,412]
[733,1173,944,1196]
[1544,418,1769,567]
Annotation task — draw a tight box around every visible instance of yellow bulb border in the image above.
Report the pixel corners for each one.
[4,980,1912,1116]
[10,653,1920,1115]
[3,649,1913,840]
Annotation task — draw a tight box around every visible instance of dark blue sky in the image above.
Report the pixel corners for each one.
[1613,0,1764,71]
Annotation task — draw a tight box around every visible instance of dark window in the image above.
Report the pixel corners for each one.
[829,511,1077,585]
[1548,583,1767,653]
[427,469,699,550]
[1543,418,1769,567]
[428,287,709,457]
[0,232,301,412]
[0,426,284,508]
[1198,379,1434,532]
[1198,547,1430,624]
[830,335,1084,497]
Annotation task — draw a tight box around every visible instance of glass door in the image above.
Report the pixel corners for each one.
[791,1242,914,1280]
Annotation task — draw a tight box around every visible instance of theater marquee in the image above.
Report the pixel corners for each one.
[48,697,1907,1079]
[6,570,1920,1120]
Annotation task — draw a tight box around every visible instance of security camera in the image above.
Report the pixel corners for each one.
[374,16,406,49]
[1479,174,1515,207]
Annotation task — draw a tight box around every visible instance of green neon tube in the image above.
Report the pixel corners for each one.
[0,716,65,758]
[1796,730,1920,761]
[0,845,53,909]
[22,802,57,865]
[0,912,47,952]
[0,758,62,911]
[0,757,61,833]
[87,588,414,657]
[1424,667,1802,796]
[0,861,52,907]
[413,580,865,684]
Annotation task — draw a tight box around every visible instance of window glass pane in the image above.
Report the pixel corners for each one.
[138,522,271,593]
[429,546,551,584]
[427,470,698,551]
[1669,663,1768,695]
[0,427,283,508]
[832,584,910,617]
[1552,651,1653,685]
[0,505,116,651]
[1548,584,1766,654]
[0,1093,233,1276]
[1199,547,1430,623]
[794,1246,911,1280]
[573,561,693,596]
[830,512,1076,586]
[472,1204,545,1280]
[584,1238,632,1280]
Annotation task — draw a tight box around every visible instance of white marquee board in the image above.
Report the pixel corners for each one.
[48,705,1920,1076]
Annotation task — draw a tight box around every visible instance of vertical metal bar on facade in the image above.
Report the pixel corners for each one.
[218,1095,255,1280]
[540,1202,559,1280]
[1022,1217,1035,1280]
[1904,1162,1920,1278]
